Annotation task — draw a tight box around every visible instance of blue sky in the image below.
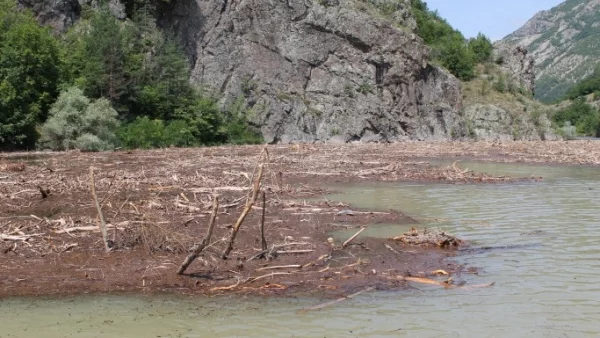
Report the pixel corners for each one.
[424,0,565,41]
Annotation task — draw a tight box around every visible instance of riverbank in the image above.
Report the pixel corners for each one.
[1,141,597,298]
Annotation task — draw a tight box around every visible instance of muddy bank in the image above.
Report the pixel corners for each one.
[2,141,591,298]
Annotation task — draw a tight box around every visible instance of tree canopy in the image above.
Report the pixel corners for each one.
[0,1,261,150]
[0,0,61,149]
[410,0,493,80]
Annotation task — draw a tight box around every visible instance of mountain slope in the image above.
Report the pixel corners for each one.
[497,0,600,102]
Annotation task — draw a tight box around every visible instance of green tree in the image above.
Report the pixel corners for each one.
[410,0,479,80]
[552,98,600,136]
[82,9,129,103]
[468,33,493,63]
[39,87,120,151]
[434,33,476,80]
[0,0,61,149]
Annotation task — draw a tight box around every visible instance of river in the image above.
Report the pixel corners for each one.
[1,161,598,337]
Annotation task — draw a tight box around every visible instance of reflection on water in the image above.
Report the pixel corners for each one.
[1,161,599,338]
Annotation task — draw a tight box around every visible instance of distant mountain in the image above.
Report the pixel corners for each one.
[497,0,600,102]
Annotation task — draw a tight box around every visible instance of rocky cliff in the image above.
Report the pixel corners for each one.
[497,0,600,102]
[21,0,557,143]
[493,45,535,95]
[158,0,465,143]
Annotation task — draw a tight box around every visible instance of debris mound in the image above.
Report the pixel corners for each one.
[391,227,463,248]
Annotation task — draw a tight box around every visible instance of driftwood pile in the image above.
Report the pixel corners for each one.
[391,227,463,248]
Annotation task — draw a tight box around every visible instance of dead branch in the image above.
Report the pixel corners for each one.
[221,164,264,259]
[246,272,291,283]
[177,196,219,275]
[255,265,302,272]
[211,277,241,291]
[1,234,42,241]
[53,224,121,234]
[276,250,314,254]
[342,227,365,249]
[260,191,267,251]
[90,167,111,253]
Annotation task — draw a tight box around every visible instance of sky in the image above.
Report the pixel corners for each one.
[424,0,565,41]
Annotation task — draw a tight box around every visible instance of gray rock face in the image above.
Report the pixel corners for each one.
[493,45,536,95]
[161,0,464,143]
[464,104,557,141]
[17,0,126,32]
[17,0,81,31]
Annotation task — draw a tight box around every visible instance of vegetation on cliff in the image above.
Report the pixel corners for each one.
[410,0,493,80]
[0,0,261,151]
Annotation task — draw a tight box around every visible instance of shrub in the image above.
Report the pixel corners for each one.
[118,117,202,149]
[39,88,120,151]
[163,120,197,147]
[118,116,165,149]
[468,33,493,64]
[492,75,507,93]
[552,98,600,136]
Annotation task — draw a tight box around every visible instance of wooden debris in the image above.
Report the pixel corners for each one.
[342,227,365,249]
[1,234,42,241]
[177,196,219,275]
[221,157,265,259]
[391,227,463,247]
[255,265,302,272]
[90,167,111,252]
[259,191,267,251]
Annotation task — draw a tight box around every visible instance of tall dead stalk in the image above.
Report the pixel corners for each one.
[177,196,219,275]
[221,147,268,259]
[260,191,267,251]
[89,167,111,253]
[221,164,264,259]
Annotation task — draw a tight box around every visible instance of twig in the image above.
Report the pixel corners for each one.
[260,191,267,251]
[210,278,241,291]
[246,272,291,283]
[255,265,302,271]
[54,224,120,234]
[221,164,264,259]
[276,250,314,254]
[299,287,375,313]
[177,196,219,275]
[342,227,365,249]
[1,234,42,241]
[90,167,110,253]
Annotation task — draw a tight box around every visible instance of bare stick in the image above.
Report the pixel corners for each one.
[299,287,375,313]
[342,227,366,249]
[221,164,264,259]
[177,196,219,275]
[246,272,291,283]
[90,167,110,253]
[255,265,302,271]
[260,191,267,251]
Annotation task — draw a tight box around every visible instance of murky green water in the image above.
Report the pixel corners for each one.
[2,161,599,337]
